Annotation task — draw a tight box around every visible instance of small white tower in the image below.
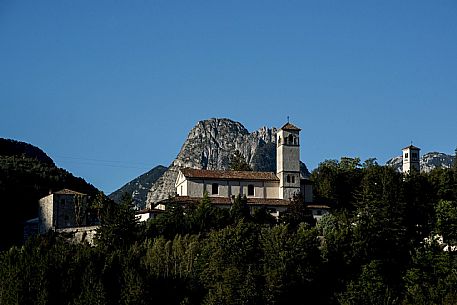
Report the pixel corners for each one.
[277,122,301,199]
[402,144,421,173]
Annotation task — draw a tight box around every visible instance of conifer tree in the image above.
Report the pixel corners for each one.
[95,193,139,250]
[229,150,252,171]
[230,194,250,222]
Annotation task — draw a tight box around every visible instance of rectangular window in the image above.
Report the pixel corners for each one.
[211,183,219,195]
[248,184,254,196]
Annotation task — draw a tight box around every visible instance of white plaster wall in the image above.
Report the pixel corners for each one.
[203,180,229,197]
[229,181,242,197]
[187,180,205,197]
[176,180,188,196]
[136,213,152,222]
[239,181,263,198]
[175,172,188,196]
[265,181,279,198]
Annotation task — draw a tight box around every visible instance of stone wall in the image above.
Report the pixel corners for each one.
[56,226,99,245]
[38,194,54,234]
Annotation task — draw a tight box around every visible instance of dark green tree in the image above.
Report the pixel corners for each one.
[261,224,322,304]
[147,202,188,239]
[230,194,251,222]
[188,191,230,234]
[252,207,277,225]
[95,193,139,250]
[311,157,363,209]
[229,150,252,171]
[403,170,435,242]
[338,260,397,305]
[197,221,261,305]
[279,193,315,228]
[428,168,455,201]
[435,200,457,244]
[403,241,457,305]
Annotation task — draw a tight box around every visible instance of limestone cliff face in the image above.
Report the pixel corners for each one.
[145,118,309,208]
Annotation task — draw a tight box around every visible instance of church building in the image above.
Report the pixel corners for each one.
[163,122,315,216]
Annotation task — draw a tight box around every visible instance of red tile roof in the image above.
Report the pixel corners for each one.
[306,204,331,209]
[402,145,421,150]
[180,168,279,181]
[53,189,86,195]
[158,196,291,206]
[135,208,165,214]
[280,122,301,131]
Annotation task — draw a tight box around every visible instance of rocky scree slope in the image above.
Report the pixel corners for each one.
[142,118,309,209]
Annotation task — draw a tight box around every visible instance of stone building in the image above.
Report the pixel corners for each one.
[164,122,316,216]
[38,189,89,234]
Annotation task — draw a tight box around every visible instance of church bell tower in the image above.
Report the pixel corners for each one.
[402,144,421,173]
[276,122,301,199]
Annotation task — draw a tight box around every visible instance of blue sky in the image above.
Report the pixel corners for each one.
[1,0,456,193]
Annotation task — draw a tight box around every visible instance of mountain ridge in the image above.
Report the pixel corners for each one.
[386,151,455,172]
[109,165,167,206]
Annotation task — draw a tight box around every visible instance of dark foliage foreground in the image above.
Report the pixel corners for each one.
[1,159,457,305]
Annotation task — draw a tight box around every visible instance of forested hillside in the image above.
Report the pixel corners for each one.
[1,157,456,304]
[0,138,99,249]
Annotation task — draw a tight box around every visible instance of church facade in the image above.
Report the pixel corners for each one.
[162,122,314,215]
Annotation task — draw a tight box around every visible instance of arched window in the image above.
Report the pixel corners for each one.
[286,175,291,183]
[288,134,293,145]
[278,136,281,146]
[291,176,295,183]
